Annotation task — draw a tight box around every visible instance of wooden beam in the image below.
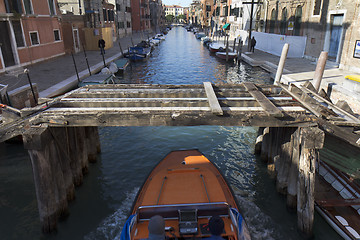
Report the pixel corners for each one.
[243,82,283,117]
[316,198,360,207]
[203,82,223,115]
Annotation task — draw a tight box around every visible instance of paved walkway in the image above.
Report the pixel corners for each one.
[1,35,360,113]
[0,32,149,97]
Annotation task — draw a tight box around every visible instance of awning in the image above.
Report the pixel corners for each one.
[223,23,230,30]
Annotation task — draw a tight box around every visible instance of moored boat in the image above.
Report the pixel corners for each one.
[209,42,226,53]
[315,161,360,240]
[125,47,151,61]
[120,149,251,240]
[215,51,238,60]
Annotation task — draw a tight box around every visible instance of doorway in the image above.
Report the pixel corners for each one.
[0,21,15,67]
[73,28,80,53]
[328,14,343,61]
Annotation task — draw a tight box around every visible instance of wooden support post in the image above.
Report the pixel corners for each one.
[313,51,328,93]
[23,126,70,233]
[226,36,229,62]
[287,128,300,208]
[49,127,75,201]
[66,127,83,186]
[76,127,89,174]
[236,39,241,63]
[273,43,289,85]
[297,127,324,236]
[260,127,270,162]
[233,38,236,52]
[85,126,101,163]
[275,127,296,195]
[255,127,264,155]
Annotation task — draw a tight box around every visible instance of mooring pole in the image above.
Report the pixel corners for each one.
[313,51,328,93]
[82,45,91,76]
[237,40,242,64]
[233,38,236,52]
[131,37,135,47]
[118,42,124,56]
[273,43,289,85]
[24,69,37,105]
[297,127,324,237]
[226,36,229,62]
[71,52,80,83]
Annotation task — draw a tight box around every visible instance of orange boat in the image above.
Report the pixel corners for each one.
[120,149,251,240]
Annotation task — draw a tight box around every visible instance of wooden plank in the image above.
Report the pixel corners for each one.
[61,96,294,102]
[203,82,223,115]
[316,198,360,207]
[300,86,360,124]
[44,106,305,113]
[279,83,322,117]
[243,82,284,117]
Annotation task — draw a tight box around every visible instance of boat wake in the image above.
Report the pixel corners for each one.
[84,187,139,240]
[236,195,284,240]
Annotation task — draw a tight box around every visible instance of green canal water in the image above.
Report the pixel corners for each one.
[0,27,341,240]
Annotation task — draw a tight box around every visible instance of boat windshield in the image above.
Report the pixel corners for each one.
[137,202,229,220]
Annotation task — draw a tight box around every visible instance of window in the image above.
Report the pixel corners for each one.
[29,31,39,45]
[103,8,107,21]
[48,0,56,15]
[4,0,23,13]
[239,7,243,17]
[206,5,211,11]
[12,20,25,47]
[119,22,125,28]
[313,0,322,16]
[54,29,60,41]
[269,8,276,33]
[23,0,33,14]
[294,6,302,36]
[127,21,131,28]
[280,7,287,35]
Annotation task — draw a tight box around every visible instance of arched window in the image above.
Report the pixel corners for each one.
[294,6,302,36]
[280,7,287,35]
[269,8,276,33]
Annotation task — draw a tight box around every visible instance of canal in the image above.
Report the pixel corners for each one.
[0,27,341,240]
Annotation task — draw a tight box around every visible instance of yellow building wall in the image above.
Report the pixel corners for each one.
[83,27,113,51]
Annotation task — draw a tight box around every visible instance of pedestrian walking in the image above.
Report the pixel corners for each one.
[98,38,106,55]
[250,36,256,53]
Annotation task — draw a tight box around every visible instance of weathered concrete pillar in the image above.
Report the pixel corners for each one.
[297,127,324,237]
[23,126,69,233]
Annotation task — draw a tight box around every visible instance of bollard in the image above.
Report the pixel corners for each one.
[273,43,289,85]
[226,36,229,62]
[313,51,328,93]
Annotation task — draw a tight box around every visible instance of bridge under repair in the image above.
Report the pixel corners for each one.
[1,82,360,235]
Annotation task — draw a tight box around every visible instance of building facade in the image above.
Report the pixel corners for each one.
[149,0,165,32]
[264,0,360,71]
[0,0,65,73]
[115,0,132,37]
[131,0,151,32]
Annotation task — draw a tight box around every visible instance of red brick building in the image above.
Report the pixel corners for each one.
[0,0,65,73]
[131,0,151,32]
